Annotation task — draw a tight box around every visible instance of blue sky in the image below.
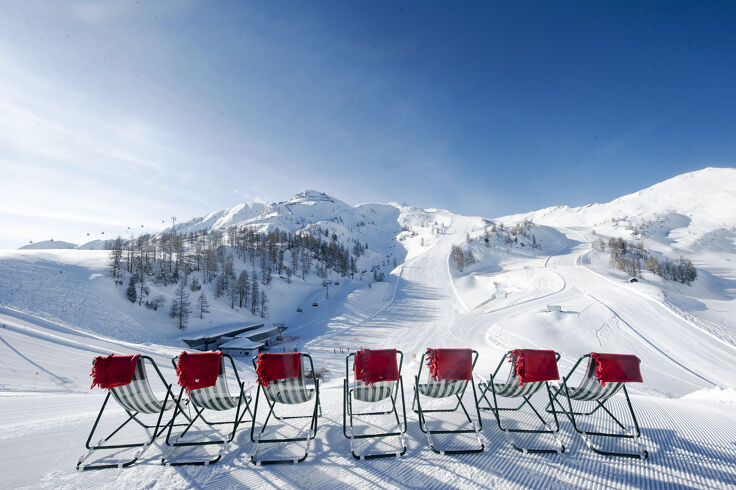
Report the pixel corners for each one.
[0,1,734,248]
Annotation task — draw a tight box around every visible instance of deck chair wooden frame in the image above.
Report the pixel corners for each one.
[163,353,253,466]
[343,350,408,460]
[249,353,321,465]
[477,350,565,454]
[547,354,648,459]
[77,355,189,471]
[412,349,484,455]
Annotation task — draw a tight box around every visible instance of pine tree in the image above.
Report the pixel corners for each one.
[645,256,659,275]
[237,270,249,308]
[170,278,191,329]
[260,290,268,318]
[301,249,310,280]
[451,244,465,271]
[198,291,210,319]
[126,276,137,303]
[230,277,238,309]
[137,273,149,306]
[251,273,259,314]
[110,237,123,281]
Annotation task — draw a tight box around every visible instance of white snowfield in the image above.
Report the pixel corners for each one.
[1,169,736,488]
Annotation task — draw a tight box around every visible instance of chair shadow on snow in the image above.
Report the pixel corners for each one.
[125,400,736,488]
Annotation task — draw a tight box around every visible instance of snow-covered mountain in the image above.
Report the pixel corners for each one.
[169,189,406,268]
[1,167,736,487]
[19,239,78,250]
[18,239,116,251]
[499,167,736,248]
[173,190,384,234]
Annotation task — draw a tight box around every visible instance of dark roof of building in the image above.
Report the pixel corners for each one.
[180,322,264,344]
[219,337,264,349]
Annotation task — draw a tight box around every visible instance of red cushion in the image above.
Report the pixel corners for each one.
[511,349,559,385]
[256,352,301,387]
[354,349,399,385]
[590,353,643,386]
[90,354,140,390]
[426,348,473,381]
[176,351,222,394]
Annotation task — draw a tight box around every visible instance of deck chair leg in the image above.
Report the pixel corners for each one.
[477,382,495,411]
[542,383,572,423]
[414,376,429,434]
[79,389,173,471]
[250,383,318,465]
[456,394,474,426]
[489,381,564,454]
[595,399,628,431]
[346,378,408,460]
[390,377,408,435]
[563,383,647,459]
[163,395,249,466]
[342,379,350,439]
[415,378,484,455]
[545,383,563,435]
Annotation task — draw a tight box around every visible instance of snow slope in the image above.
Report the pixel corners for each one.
[19,240,78,250]
[1,168,736,488]
[500,167,736,247]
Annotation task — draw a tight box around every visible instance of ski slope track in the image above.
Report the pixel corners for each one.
[1,169,736,488]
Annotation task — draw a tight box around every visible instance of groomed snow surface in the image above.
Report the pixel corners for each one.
[2,171,736,488]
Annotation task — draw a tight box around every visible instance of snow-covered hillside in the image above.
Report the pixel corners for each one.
[1,168,735,488]
[19,240,78,250]
[500,167,736,248]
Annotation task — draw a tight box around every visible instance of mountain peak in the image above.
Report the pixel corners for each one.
[286,190,347,207]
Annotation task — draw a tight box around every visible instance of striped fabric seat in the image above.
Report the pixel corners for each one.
[491,359,546,398]
[418,379,468,399]
[189,364,242,411]
[264,376,315,405]
[353,380,394,403]
[110,359,174,414]
[567,362,623,401]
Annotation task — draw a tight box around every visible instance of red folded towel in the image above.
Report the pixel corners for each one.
[590,353,643,386]
[256,353,301,387]
[354,349,399,385]
[510,349,559,385]
[90,354,140,389]
[426,348,473,381]
[176,351,222,394]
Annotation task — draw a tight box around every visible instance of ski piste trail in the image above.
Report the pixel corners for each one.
[1,211,736,488]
